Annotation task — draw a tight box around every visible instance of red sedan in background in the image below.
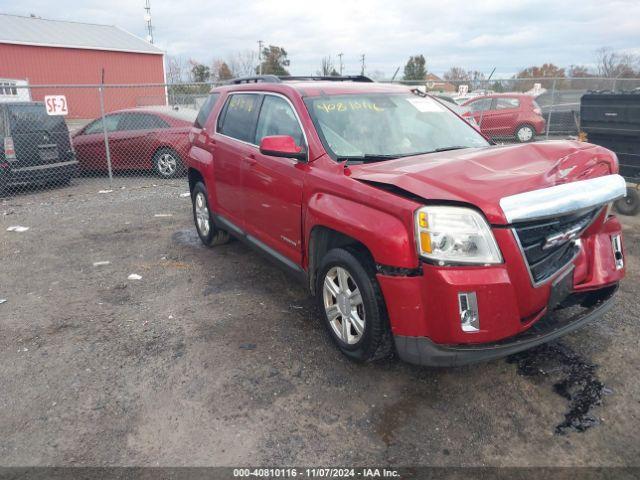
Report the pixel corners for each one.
[73,107,196,178]
[462,94,546,143]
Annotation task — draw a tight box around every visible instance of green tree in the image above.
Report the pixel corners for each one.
[190,62,211,82]
[257,45,290,76]
[403,55,427,81]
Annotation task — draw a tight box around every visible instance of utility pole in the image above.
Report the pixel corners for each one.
[338,52,344,76]
[360,54,365,75]
[144,0,154,44]
[258,40,264,75]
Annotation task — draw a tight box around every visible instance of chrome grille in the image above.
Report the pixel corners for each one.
[513,207,601,285]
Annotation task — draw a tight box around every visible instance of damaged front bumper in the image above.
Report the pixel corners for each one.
[394,285,617,367]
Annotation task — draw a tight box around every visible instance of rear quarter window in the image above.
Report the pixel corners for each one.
[496,97,520,109]
[195,93,220,129]
[217,93,261,143]
[118,113,169,131]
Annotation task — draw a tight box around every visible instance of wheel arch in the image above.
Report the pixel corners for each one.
[305,193,417,275]
[152,145,182,163]
[307,225,375,294]
[188,167,205,192]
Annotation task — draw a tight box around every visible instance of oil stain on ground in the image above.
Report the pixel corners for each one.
[507,342,607,434]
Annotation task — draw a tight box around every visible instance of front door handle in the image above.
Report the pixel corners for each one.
[244,154,257,166]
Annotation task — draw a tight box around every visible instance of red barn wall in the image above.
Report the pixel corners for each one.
[0,43,166,119]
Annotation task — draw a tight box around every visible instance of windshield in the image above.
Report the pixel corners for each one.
[304,93,489,160]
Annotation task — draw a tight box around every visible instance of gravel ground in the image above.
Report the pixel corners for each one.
[0,177,639,467]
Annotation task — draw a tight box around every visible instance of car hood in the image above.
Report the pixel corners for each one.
[347,141,617,224]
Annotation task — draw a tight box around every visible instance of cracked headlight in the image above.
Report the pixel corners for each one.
[415,205,502,265]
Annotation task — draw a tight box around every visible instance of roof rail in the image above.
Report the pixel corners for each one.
[280,75,374,83]
[229,75,282,84]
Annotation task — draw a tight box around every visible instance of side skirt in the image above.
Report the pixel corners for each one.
[214,214,308,285]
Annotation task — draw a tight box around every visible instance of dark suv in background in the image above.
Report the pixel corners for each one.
[0,102,77,192]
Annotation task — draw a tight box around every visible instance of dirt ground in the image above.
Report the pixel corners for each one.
[1,177,639,467]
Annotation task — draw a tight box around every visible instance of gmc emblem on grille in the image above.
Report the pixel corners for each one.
[542,225,582,250]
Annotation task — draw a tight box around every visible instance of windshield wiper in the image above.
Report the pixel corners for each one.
[433,146,469,153]
[337,154,401,164]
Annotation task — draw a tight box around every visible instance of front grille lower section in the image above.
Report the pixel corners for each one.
[513,207,601,285]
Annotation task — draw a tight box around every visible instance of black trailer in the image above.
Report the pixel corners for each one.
[580,90,640,215]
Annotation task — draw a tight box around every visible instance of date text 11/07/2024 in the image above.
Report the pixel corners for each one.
[232,468,400,478]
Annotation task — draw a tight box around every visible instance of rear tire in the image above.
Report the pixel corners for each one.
[615,187,640,216]
[316,248,393,363]
[515,124,536,143]
[191,182,230,247]
[153,148,184,179]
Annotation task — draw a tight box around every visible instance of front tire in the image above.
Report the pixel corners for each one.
[153,148,183,178]
[316,248,393,363]
[515,124,535,143]
[191,182,230,247]
[615,187,640,216]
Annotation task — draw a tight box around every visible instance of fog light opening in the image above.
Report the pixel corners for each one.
[611,234,624,270]
[459,292,480,333]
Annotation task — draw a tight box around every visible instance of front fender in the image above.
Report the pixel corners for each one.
[305,192,417,268]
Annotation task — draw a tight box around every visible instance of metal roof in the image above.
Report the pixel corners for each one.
[0,14,163,55]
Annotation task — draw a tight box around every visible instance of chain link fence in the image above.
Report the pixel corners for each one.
[1,77,639,198]
[0,83,211,196]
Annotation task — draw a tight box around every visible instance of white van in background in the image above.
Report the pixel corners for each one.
[0,78,30,103]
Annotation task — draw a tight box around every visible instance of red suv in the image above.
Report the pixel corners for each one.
[462,94,546,143]
[186,76,626,367]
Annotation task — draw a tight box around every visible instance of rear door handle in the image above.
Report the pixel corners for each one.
[244,154,257,166]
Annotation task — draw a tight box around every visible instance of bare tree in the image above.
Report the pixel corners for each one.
[317,56,339,76]
[595,47,638,78]
[165,55,189,84]
[227,50,258,77]
[443,66,471,82]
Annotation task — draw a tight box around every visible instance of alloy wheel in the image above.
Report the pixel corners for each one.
[157,153,178,177]
[322,266,366,345]
[194,192,210,237]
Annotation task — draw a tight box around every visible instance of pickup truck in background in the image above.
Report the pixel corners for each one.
[581,90,640,215]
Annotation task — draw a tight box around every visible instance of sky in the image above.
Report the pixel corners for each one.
[1,0,639,78]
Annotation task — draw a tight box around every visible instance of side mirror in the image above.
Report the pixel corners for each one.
[259,135,307,162]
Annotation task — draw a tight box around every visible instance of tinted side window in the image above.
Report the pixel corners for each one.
[218,94,261,143]
[119,113,169,131]
[468,98,492,113]
[255,96,304,146]
[195,93,220,129]
[84,115,120,134]
[496,98,520,109]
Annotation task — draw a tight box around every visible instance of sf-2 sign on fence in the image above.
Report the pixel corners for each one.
[44,95,68,116]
